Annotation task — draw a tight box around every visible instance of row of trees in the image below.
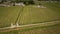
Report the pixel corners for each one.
[0,0,60,2]
[0,0,60,5]
[0,0,35,5]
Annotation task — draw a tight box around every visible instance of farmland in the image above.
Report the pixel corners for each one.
[0,1,60,34]
[19,5,60,25]
[0,6,23,28]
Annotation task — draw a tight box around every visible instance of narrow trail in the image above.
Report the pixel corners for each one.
[0,20,60,32]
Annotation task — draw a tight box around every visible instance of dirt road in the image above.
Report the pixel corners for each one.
[0,20,60,32]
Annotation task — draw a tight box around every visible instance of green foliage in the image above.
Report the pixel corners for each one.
[33,0,39,5]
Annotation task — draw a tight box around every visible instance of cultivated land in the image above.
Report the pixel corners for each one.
[0,6,23,28]
[19,5,60,25]
[0,2,60,34]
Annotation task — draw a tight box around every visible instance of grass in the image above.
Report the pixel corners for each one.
[0,6,22,28]
[18,5,60,25]
[0,2,60,27]
[40,2,60,15]
[0,23,60,34]
[0,2,60,34]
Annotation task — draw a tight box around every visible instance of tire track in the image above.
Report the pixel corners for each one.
[15,6,24,24]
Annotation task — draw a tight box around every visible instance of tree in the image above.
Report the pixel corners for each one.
[33,0,39,5]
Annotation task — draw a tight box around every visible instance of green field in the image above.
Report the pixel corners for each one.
[19,5,60,25]
[0,2,60,27]
[0,6,23,28]
[0,2,60,34]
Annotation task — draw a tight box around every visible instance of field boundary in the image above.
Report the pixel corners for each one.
[0,20,60,29]
[0,20,60,32]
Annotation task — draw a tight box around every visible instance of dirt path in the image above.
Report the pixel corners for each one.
[0,20,60,32]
